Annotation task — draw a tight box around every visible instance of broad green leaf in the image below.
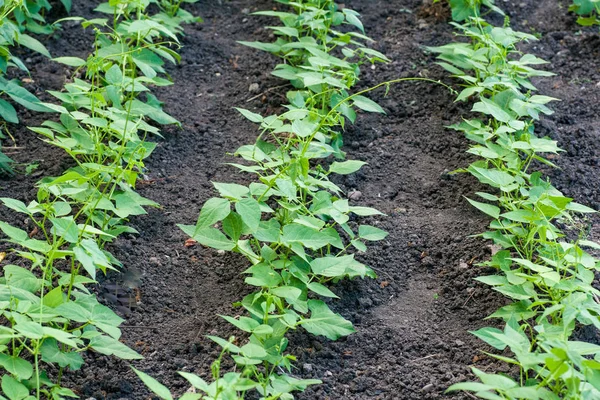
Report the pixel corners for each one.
[17,34,51,58]
[470,327,507,350]
[235,198,261,232]
[40,339,84,369]
[0,99,18,124]
[132,368,173,400]
[0,354,33,380]
[466,198,500,219]
[179,225,235,251]
[472,98,512,123]
[282,224,331,250]
[1,375,29,400]
[235,108,263,123]
[195,198,231,230]
[90,336,142,360]
[53,57,86,67]
[358,225,388,241]
[301,300,355,340]
[352,95,384,113]
[329,160,366,175]
[311,256,352,277]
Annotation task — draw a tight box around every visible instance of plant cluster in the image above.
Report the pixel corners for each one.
[134,1,393,399]
[433,0,503,22]
[0,0,71,173]
[0,0,198,398]
[428,6,600,400]
[569,0,600,28]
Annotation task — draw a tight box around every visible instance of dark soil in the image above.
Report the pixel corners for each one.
[1,0,599,399]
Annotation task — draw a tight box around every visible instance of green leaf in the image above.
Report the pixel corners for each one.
[17,34,51,58]
[178,372,210,392]
[282,224,331,250]
[0,98,18,124]
[195,197,231,230]
[1,375,29,400]
[212,182,250,200]
[90,336,142,360]
[470,327,507,350]
[53,57,86,67]
[132,368,173,400]
[0,354,33,380]
[472,97,512,123]
[301,300,355,340]
[4,265,41,293]
[307,282,339,298]
[235,108,263,123]
[343,10,364,32]
[14,321,44,340]
[466,198,500,219]
[352,95,384,113]
[40,339,84,369]
[311,256,351,277]
[179,225,235,251]
[235,198,261,232]
[358,225,388,241]
[329,160,366,175]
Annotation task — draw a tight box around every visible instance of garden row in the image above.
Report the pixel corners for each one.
[0,1,199,398]
[432,1,600,399]
[0,0,599,399]
[135,0,397,398]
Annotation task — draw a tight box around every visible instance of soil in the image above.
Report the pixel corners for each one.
[1,0,599,399]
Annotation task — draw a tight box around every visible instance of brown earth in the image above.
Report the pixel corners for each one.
[0,0,598,399]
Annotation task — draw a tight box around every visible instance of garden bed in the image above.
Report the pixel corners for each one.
[1,0,599,399]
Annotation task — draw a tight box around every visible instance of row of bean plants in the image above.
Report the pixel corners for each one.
[430,2,600,399]
[0,0,198,398]
[0,0,73,173]
[134,0,395,399]
[439,0,600,29]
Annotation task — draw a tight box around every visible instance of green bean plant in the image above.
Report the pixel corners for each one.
[0,0,58,173]
[132,1,412,399]
[12,0,71,35]
[429,11,600,400]
[569,0,600,27]
[432,0,503,21]
[0,0,200,398]
[240,0,389,158]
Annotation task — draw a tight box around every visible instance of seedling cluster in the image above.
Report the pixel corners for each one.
[136,0,392,398]
[0,0,198,398]
[435,1,600,398]
[0,0,598,399]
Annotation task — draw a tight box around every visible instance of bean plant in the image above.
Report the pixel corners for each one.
[0,0,61,173]
[135,1,395,399]
[429,9,600,400]
[569,0,600,27]
[433,0,503,21]
[0,0,199,398]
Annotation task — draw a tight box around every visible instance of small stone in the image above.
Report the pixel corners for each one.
[149,256,161,265]
[324,370,333,378]
[303,363,313,373]
[241,8,250,14]
[249,83,260,93]
[459,261,469,269]
[455,339,465,346]
[217,250,225,255]
[422,384,434,392]
[349,190,362,200]
[215,72,221,77]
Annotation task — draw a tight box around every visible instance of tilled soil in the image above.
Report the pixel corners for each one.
[0,0,598,399]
